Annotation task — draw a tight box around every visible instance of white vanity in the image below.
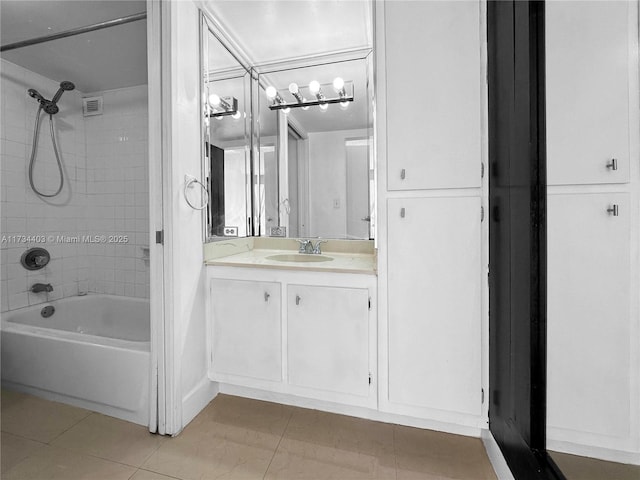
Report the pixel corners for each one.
[205,239,377,410]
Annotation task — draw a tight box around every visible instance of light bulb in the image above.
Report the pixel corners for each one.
[333,77,345,92]
[266,86,277,99]
[232,111,241,119]
[288,83,299,95]
[309,80,320,95]
[319,103,328,111]
[208,93,221,107]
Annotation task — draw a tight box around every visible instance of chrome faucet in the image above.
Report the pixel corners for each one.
[296,239,327,255]
[31,283,53,293]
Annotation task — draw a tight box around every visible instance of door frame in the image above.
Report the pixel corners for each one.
[487,1,563,478]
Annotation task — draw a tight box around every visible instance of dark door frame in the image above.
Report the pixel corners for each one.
[487,2,564,478]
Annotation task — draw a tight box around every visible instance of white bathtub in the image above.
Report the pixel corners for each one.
[1,294,150,426]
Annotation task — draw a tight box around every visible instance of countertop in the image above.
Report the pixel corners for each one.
[204,241,376,275]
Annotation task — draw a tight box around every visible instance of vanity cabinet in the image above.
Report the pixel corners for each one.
[547,193,634,452]
[209,279,282,382]
[288,285,371,398]
[207,266,377,409]
[546,1,630,185]
[385,196,482,420]
[384,1,482,191]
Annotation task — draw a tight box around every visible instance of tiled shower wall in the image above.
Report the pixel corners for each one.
[0,60,149,312]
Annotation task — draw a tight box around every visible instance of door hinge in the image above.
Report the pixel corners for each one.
[155,230,164,245]
[481,206,484,222]
[369,373,372,385]
[481,162,485,179]
[481,388,485,404]
[368,297,371,310]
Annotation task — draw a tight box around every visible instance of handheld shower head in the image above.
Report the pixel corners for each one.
[28,88,45,102]
[51,80,75,104]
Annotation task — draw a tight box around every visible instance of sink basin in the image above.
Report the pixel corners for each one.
[266,254,333,263]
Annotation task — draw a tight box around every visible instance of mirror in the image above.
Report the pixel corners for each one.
[200,3,374,242]
[256,57,374,240]
[202,15,252,240]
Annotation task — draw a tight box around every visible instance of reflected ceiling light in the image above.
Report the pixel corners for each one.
[283,107,291,114]
[309,80,321,96]
[265,79,354,111]
[340,101,349,110]
[266,86,278,99]
[207,93,239,118]
[232,111,241,119]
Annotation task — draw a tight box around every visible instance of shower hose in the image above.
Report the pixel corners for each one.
[28,105,64,197]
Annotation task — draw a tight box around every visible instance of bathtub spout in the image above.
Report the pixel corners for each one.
[31,283,53,293]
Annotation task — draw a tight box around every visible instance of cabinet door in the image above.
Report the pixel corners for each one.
[547,193,631,447]
[288,285,370,398]
[546,1,630,185]
[387,196,481,415]
[385,1,482,190]
[210,279,281,382]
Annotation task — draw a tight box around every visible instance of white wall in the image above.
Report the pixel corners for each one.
[308,128,369,238]
[169,0,216,429]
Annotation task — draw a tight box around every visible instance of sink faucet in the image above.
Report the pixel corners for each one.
[296,239,327,254]
[31,283,53,293]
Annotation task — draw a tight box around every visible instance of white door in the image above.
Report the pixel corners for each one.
[547,193,632,449]
[387,196,482,415]
[346,140,370,239]
[288,285,370,397]
[546,1,630,185]
[210,279,282,382]
[385,1,482,190]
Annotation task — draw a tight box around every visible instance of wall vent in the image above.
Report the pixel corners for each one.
[82,96,103,116]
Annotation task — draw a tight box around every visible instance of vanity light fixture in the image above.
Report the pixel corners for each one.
[207,92,239,118]
[266,78,354,111]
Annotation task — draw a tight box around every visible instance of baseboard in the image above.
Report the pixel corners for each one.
[182,377,218,428]
[481,429,516,480]
[219,383,483,438]
[547,439,640,466]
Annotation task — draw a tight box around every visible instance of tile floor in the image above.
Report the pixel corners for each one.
[550,451,640,480]
[1,389,498,480]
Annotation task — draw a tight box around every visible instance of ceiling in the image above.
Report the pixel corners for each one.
[0,1,147,93]
[202,0,372,67]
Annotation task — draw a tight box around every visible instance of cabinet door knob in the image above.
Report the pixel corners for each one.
[607,204,619,216]
[400,168,406,180]
[295,295,301,306]
[606,158,618,171]
[264,292,270,302]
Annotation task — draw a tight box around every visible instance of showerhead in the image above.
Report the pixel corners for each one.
[51,80,75,104]
[43,102,59,115]
[28,88,45,102]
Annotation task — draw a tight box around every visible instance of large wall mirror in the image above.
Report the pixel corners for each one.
[256,57,374,239]
[200,2,374,242]
[201,15,252,240]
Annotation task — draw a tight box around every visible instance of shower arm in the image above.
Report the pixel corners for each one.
[0,12,146,53]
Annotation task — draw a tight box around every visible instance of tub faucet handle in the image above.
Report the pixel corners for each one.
[31,283,53,293]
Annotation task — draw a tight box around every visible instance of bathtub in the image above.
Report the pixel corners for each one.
[1,294,150,426]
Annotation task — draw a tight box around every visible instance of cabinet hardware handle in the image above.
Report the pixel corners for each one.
[264,292,270,302]
[607,204,619,216]
[296,295,301,306]
[606,158,618,171]
[400,207,405,218]
[400,168,406,180]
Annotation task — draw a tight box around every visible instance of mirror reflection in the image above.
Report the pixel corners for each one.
[202,16,251,240]
[257,57,374,240]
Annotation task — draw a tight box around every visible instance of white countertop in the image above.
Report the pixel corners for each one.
[205,248,376,275]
